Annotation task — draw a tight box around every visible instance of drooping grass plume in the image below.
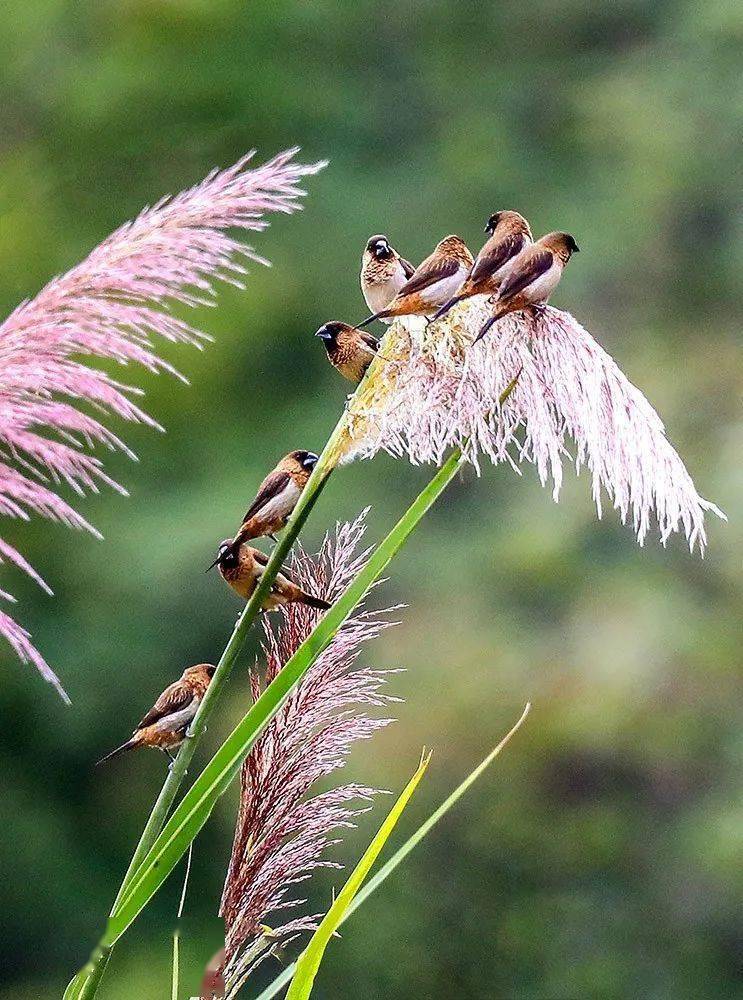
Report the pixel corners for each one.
[0,148,325,698]
[342,299,724,551]
[219,513,401,995]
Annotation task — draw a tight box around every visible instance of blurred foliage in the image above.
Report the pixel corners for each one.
[0,0,741,997]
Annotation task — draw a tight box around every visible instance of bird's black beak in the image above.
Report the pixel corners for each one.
[574,244,581,252]
[206,554,222,573]
[484,224,490,233]
[315,330,333,341]
[302,452,319,469]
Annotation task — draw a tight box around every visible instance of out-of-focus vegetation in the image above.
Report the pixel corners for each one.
[0,1,740,997]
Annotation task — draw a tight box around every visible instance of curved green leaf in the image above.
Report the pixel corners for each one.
[286,754,431,1000]
[101,451,464,947]
[256,703,531,1000]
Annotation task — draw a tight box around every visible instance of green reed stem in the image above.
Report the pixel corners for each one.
[66,356,385,999]
[67,362,519,999]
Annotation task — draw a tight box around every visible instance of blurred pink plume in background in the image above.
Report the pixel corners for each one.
[0,148,326,700]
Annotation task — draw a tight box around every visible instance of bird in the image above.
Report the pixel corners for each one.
[212,538,331,611]
[96,663,216,765]
[360,234,415,318]
[431,211,533,322]
[473,231,580,345]
[234,450,319,544]
[315,321,379,384]
[356,235,474,327]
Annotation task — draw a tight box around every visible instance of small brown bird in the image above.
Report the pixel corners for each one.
[214,538,331,611]
[432,211,533,322]
[357,235,474,327]
[96,663,215,765]
[235,449,319,544]
[473,231,580,344]
[360,235,415,319]
[315,321,379,384]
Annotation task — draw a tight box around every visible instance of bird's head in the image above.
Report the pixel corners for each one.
[544,231,580,259]
[485,210,532,239]
[366,235,392,261]
[287,449,319,471]
[207,538,239,574]
[184,663,217,681]
[435,234,472,264]
[314,321,348,346]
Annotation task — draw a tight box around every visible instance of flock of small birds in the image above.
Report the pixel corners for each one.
[98,210,579,766]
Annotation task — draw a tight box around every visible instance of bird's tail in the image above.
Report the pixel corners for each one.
[96,739,136,766]
[300,591,332,611]
[356,310,389,329]
[431,293,465,323]
[472,308,503,346]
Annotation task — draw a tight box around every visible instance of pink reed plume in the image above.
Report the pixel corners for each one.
[345,299,724,551]
[219,513,401,996]
[0,148,325,700]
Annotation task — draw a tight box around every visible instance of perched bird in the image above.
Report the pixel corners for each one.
[96,663,215,765]
[473,231,580,344]
[431,211,533,322]
[213,538,331,611]
[360,234,415,318]
[235,449,319,544]
[315,321,379,384]
[357,235,474,327]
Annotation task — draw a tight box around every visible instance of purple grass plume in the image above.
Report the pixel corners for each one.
[342,299,724,552]
[0,148,325,700]
[219,512,401,996]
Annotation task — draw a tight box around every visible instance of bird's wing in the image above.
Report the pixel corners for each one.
[496,247,554,302]
[469,233,528,284]
[241,471,292,523]
[400,256,416,279]
[358,331,379,352]
[137,682,195,729]
[252,547,296,585]
[398,253,460,296]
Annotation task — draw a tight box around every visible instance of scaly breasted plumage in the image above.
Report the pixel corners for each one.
[315,321,379,384]
[360,235,415,319]
[474,231,580,344]
[96,663,216,765]
[432,211,533,321]
[214,539,331,611]
[357,235,474,326]
[235,450,318,544]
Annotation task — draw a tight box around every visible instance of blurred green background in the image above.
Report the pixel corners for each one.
[1,0,741,997]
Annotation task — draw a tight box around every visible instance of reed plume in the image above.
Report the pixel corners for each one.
[0,148,325,699]
[219,513,400,995]
[341,299,724,551]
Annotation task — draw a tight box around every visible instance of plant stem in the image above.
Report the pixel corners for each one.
[68,353,385,999]
[69,360,520,999]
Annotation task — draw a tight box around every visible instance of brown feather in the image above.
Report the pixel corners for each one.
[137,681,196,730]
[241,470,292,524]
[496,247,554,304]
[400,256,415,278]
[469,232,530,287]
[398,255,460,297]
